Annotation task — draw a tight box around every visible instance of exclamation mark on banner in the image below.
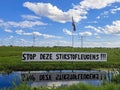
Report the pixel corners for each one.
[101,54,106,60]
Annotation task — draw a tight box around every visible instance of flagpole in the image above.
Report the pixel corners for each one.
[72,30,74,48]
[81,36,83,48]
[71,16,76,72]
[33,34,35,47]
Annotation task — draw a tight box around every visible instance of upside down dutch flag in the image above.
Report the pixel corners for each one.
[72,17,76,31]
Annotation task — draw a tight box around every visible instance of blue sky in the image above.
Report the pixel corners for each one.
[0,0,120,47]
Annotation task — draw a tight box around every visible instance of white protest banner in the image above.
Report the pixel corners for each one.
[22,52,107,62]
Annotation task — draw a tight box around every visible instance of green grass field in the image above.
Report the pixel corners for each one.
[4,83,120,90]
[0,46,120,71]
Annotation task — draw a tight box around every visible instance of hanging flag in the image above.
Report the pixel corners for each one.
[72,17,76,31]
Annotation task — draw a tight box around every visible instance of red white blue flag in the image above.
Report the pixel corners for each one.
[72,17,76,31]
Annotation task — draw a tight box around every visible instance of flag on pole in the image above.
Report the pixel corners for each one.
[72,17,76,31]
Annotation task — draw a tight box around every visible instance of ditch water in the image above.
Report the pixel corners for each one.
[0,70,113,89]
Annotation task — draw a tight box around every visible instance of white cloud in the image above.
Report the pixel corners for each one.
[0,19,4,23]
[85,20,120,35]
[15,39,33,46]
[85,25,103,33]
[7,20,47,28]
[84,41,120,48]
[0,19,47,29]
[15,30,62,39]
[63,29,92,36]
[16,30,24,35]
[79,31,92,36]
[101,11,109,18]
[0,19,7,27]
[9,36,14,39]
[110,7,120,14]
[4,29,13,33]
[104,20,120,34]
[15,30,42,36]
[94,33,101,39]
[80,0,120,9]
[50,40,69,46]
[32,32,42,36]
[95,35,101,39]
[96,16,100,19]
[63,28,77,36]
[96,10,109,19]
[23,32,33,36]
[23,1,120,23]
[21,15,41,20]
[63,29,73,36]
[42,34,62,39]
[25,32,62,39]
[96,6,120,19]
[94,33,98,36]
[23,2,87,23]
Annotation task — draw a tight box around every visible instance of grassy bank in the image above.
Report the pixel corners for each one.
[4,83,120,90]
[0,46,120,71]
